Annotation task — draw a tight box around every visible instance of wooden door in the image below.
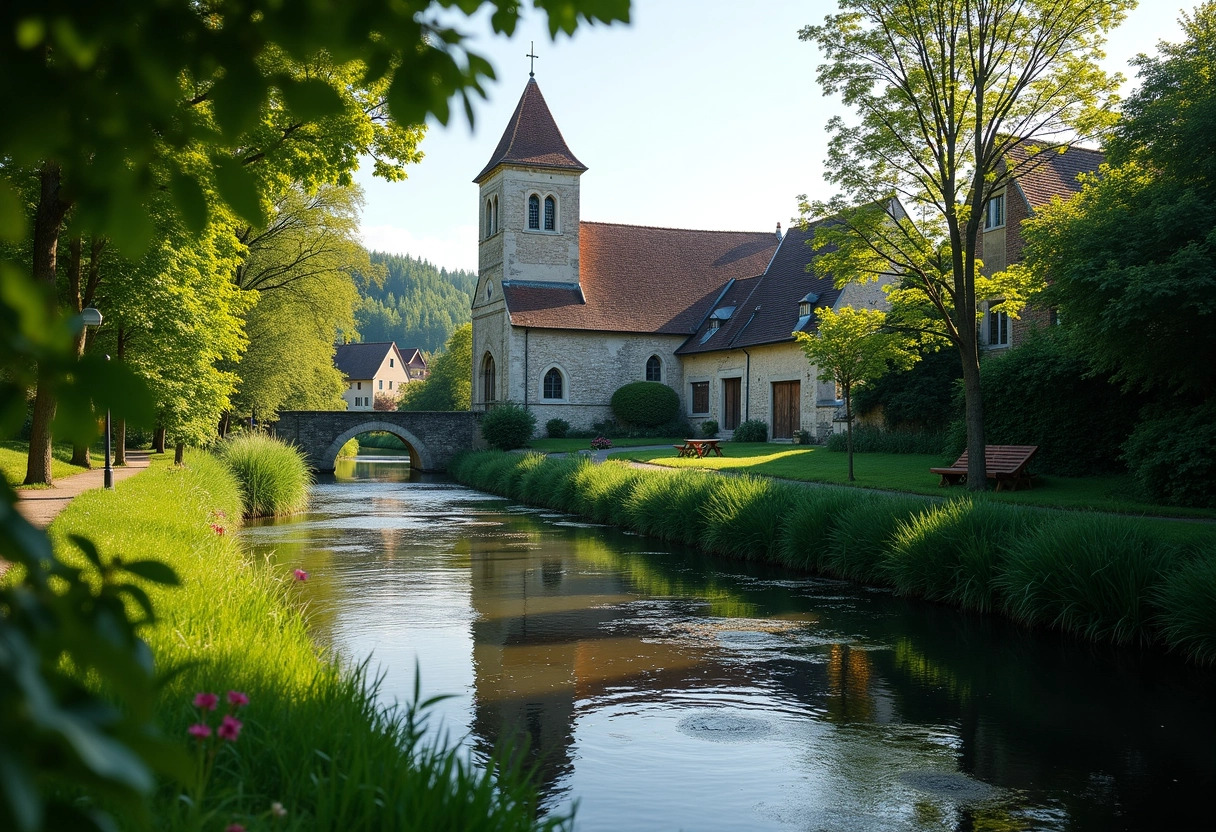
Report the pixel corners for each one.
[772,380,800,439]
[723,377,742,430]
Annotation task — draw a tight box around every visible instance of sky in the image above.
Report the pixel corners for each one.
[356,0,1190,274]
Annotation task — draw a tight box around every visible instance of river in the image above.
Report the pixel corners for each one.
[240,457,1216,832]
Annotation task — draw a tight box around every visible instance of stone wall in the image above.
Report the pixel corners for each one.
[274,411,480,473]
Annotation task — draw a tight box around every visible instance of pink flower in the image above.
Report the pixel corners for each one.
[193,692,218,711]
[225,825,246,832]
[211,524,225,536]
[215,510,227,519]
[187,723,212,740]
[227,690,249,707]
[218,713,243,742]
[293,568,308,582]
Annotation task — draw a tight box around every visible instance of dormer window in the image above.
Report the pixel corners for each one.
[528,194,540,230]
[798,292,819,319]
[544,196,556,231]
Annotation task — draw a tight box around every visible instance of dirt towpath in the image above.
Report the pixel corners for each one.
[15,450,153,529]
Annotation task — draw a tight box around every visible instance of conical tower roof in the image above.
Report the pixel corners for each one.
[474,78,587,183]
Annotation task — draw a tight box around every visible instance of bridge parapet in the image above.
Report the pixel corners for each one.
[274,411,481,473]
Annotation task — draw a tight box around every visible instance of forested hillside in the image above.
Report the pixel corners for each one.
[354,252,477,354]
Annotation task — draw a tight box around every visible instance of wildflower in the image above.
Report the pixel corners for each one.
[193,692,219,711]
[293,568,308,581]
[215,510,227,519]
[225,824,246,832]
[187,723,212,740]
[218,714,243,742]
[271,802,287,818]
[227,690,249,707]
[211,524,225,536]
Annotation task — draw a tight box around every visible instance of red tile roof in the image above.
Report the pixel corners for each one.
[1005,143,1103,208]
[678,221,841,354]
[501,222,779,334]
[474,79,587,183]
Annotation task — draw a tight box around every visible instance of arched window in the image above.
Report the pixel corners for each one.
[485,199,493,238]
[482,353,496,403]
[544,195,556,231]
[543,367,563,400]
[492,196,499,234]
[645,355,662,382]
[528,194,540,230]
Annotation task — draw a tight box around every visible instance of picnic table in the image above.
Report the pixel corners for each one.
[930,445,1039,491]
[674,439,724,458]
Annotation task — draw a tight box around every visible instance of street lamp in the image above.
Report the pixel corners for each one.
[80,307,113,490]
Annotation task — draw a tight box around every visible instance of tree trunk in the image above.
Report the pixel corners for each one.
[24,162,73,486]
[115,419,127,466]
[174,442,185,466]
[153,426,166,454]
[844,386,855,482]
[958,337,987,491]
[66,238,93,469]
[218,412,230,438]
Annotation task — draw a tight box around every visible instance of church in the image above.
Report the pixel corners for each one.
[470,77,888,440]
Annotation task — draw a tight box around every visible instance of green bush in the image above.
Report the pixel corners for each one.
[1154,546,1216,664]
[825,425,946,454]
[700,476,801,561]
[776,488,870,571]
[610,381,680,427]
[853,347,962,431]
[1122,401,1216,508]
[480,402,537,450]
[822,494,927,583]
[700,420,719,438]
[624,470,717,545]
[219,432,312,517]
[731,420,767,443]
[336,437,360,458]
[546,418,570,439]
[997,515,1180,645]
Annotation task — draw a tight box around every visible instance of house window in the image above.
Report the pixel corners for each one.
[544,195,556,231]
[988,308,1010,347]
[645,355,662,382]
[984,193,1005,230]
[390,358,394,368]
[388,381,393,390]
[543,367,563,400]
[691,381,709,414]
[378,380,383,390]
[485,280,494,301]
[482,353,496,403]
[799,301,812,317]
[528,194,540,230]
[357,382,362,390]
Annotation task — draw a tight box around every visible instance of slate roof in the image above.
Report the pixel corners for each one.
[501,222,779,335]
[1004,143,1103,208]
[399,347,427,368]
[474,79,587,183]
[677,221,840,355]
[333,342,402,380]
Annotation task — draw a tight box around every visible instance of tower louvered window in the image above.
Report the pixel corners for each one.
[528,194,540,229]
[544,196,556,231]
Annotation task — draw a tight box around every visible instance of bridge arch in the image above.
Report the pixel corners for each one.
[321,419,431,472]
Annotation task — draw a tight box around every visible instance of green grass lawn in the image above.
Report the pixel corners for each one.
[528,436,684,453]
[609,443,1216,525]
[0,440,91,487]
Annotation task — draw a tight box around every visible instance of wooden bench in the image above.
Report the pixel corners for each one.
[930,445,1039,491]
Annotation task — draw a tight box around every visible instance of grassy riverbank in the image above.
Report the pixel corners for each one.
[451,450,1216,665]
[609,444,1216,520]
[45,451,568,831]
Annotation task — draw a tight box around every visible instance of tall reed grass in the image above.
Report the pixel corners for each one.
[449,450,1216,664]
[219,432,312,517]
[48,453,566,830]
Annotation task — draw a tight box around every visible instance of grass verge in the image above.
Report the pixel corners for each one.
[0,439,90,486]
[451,449,1216,665]
[46,451,568,831]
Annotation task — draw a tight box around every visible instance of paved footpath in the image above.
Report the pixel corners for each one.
[15,450,153,529]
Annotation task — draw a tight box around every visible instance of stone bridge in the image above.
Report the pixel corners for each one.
[274,410,481,473]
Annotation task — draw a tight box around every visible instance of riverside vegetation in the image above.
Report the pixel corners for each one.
[450,450,1216,665]
[30,448,568,831]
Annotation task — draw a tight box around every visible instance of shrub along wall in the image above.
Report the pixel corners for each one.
[450,450,1216,665]
[46,453,567,831]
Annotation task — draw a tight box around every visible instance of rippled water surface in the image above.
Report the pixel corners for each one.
[241,459,1216,831]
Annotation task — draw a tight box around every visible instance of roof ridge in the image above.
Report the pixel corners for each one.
[579,220,771,236]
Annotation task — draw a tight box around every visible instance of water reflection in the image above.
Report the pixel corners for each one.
[242,459,1216,831]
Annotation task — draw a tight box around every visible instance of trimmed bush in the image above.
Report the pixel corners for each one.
[546,418,570,439]
[1154,547,1216,664]
[610,381,680,427]
[997,516,1180,645]
[481,402,537,450]
[1122,401,1216,508]
[219,432,311,518]
[700,420,719,438]
[731,419,767,443]
[886,498,1035,611]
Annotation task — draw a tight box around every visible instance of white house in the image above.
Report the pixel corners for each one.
[335,341,414,411]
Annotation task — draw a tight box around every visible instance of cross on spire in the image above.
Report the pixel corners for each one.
[527,42,539,77]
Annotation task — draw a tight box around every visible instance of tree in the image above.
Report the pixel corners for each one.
[1019,3,1216,399]
[794,307,917,480]
[800,0,1131,489]
[397,324,472,412]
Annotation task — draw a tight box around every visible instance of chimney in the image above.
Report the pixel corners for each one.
[775,222,783,241]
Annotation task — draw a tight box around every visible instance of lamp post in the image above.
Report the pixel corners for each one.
[80,307,113,490]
